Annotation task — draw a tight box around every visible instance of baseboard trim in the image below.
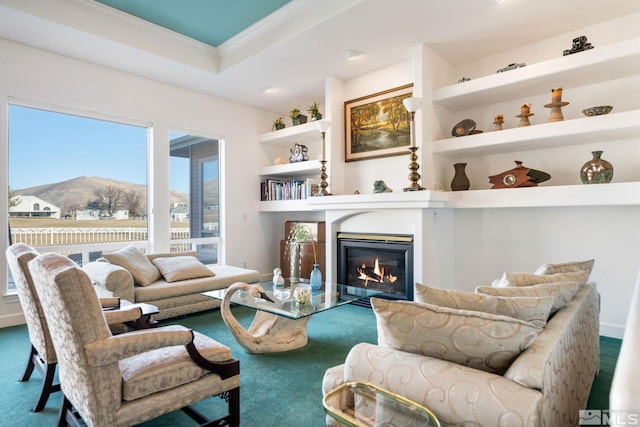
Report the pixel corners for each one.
[600,322,625,340]
[0,312,26,328]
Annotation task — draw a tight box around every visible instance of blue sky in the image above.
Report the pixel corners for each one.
[9,105,189,193]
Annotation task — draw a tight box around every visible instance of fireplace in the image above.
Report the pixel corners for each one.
[337,232,414,306]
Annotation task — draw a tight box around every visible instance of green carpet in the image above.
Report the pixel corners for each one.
[0,305,621,426]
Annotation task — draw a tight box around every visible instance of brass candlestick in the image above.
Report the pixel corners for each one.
[318,160,331,195]
[403,147,424,191]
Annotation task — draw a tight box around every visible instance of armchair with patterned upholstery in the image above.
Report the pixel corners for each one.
[5,243,145,412]
[28,251,240,427]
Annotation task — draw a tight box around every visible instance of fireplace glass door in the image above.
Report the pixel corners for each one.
[337,233,413,304]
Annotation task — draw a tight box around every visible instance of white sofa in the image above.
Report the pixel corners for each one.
[323,275,600,427]
[83,247,260,320]
[609,268,640,426]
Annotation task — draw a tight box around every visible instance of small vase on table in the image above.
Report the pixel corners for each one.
[310,264,322,290]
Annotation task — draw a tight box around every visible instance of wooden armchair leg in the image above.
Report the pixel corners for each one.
[33,362,60,412]
[20,345,37,382]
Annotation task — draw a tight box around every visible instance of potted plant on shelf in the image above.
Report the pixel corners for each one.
[289,107,308,126]
[284,224,321,288]
[272,117,285,131]
[307,102,322,121]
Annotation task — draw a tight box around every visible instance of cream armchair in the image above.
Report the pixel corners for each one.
[28,252,240,427]
[6,243,144,412]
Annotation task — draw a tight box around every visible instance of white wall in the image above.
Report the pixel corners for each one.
[0,38,273,326]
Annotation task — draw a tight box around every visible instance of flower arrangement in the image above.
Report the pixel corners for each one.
[272,117,285,131]
[284,224,317,264]
[307,102,322,120]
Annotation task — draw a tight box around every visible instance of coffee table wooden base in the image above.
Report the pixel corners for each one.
[221,282,311,354]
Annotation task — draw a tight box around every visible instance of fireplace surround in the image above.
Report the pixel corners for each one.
[337,232,413,305]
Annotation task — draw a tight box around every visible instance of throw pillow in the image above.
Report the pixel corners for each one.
[371,297,541,374]
[534,259,595,276]
[493,270,589,288]
[103,245,161,287]
[414,283,554,328]
[151,256,215,283]
[476,281,581,313]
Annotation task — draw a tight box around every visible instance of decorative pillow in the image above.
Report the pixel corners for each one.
[151,256,215,283]
[371,297,541,374]
[493,270,589,288]
[534,259,595,276]
[103,245,161,287]
[476,281,581,313]
[414,283,554,328]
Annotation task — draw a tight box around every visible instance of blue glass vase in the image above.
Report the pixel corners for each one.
[310,264,322,290]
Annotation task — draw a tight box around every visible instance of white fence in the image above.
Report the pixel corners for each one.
[10,227,190,247]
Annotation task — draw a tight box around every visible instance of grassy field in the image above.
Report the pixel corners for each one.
[9,218,188,228]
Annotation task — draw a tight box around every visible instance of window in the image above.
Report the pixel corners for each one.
[170,133,220,264]
[7,104,148,290]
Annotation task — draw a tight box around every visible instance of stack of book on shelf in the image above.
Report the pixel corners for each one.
[260,178,319,201]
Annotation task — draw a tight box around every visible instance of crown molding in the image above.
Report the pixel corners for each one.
[0,0,219,73]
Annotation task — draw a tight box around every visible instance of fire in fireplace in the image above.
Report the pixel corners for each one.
[337,232,413,306]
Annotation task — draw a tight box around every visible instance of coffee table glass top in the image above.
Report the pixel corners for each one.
[203,281,382,320]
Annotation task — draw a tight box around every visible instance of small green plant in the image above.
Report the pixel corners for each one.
[307,102,320,118]
[289,107,301,119]
[272,117,285,131]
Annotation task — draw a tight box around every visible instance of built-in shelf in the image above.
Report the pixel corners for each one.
[260,182,640,212]
[432,36,640,111]
[258,199,314,212]
[446,181,640,208]
[259,161,322,178]
[432,110,640,157]
[259,121,323,146]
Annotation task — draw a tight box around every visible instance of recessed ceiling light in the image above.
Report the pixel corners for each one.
[261,87,275,94]
[344,50,360,60]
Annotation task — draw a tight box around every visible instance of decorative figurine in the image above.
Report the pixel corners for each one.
[489,161,551,189]
[544,88,569,122]
[497,63,526,73]
[516,104,534,127]
[563,36,594,56]
[273,268,285,287]
[373,180,392,193]
[288,143,308,163]
[493,114,505,131]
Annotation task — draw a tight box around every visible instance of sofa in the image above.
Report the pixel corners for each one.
[323,261,600,427]
[609,267,640,426]
[83,245,260,320]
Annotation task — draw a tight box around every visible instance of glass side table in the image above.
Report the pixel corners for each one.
[323,381,440,427]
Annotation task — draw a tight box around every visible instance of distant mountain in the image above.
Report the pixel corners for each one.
[16,176,190,214]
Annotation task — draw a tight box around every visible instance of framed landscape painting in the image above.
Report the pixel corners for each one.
[344,83,413,162]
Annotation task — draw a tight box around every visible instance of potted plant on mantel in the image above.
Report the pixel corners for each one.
[272,117,285,131]
[289,107,308,126]
[307,102,322,121]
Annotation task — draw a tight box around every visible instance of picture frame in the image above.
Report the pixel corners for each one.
[344,83,413,162]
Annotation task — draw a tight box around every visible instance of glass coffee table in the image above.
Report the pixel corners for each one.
[323,381,441,427]
[203,280,381,354]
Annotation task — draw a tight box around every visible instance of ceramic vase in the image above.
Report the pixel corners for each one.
[451,163,470,191]
[289,245,301,283]
[310,264,322,290]
[580,150,614,184]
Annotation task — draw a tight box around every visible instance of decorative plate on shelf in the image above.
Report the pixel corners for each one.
[451,119,476,137]
[582,106,613,116]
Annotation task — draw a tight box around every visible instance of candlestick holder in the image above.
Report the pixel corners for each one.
[403,147,424,191]
[318,160,331,195]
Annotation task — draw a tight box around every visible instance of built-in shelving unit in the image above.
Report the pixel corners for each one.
[258,121,324,211]
[429,35,640,208]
